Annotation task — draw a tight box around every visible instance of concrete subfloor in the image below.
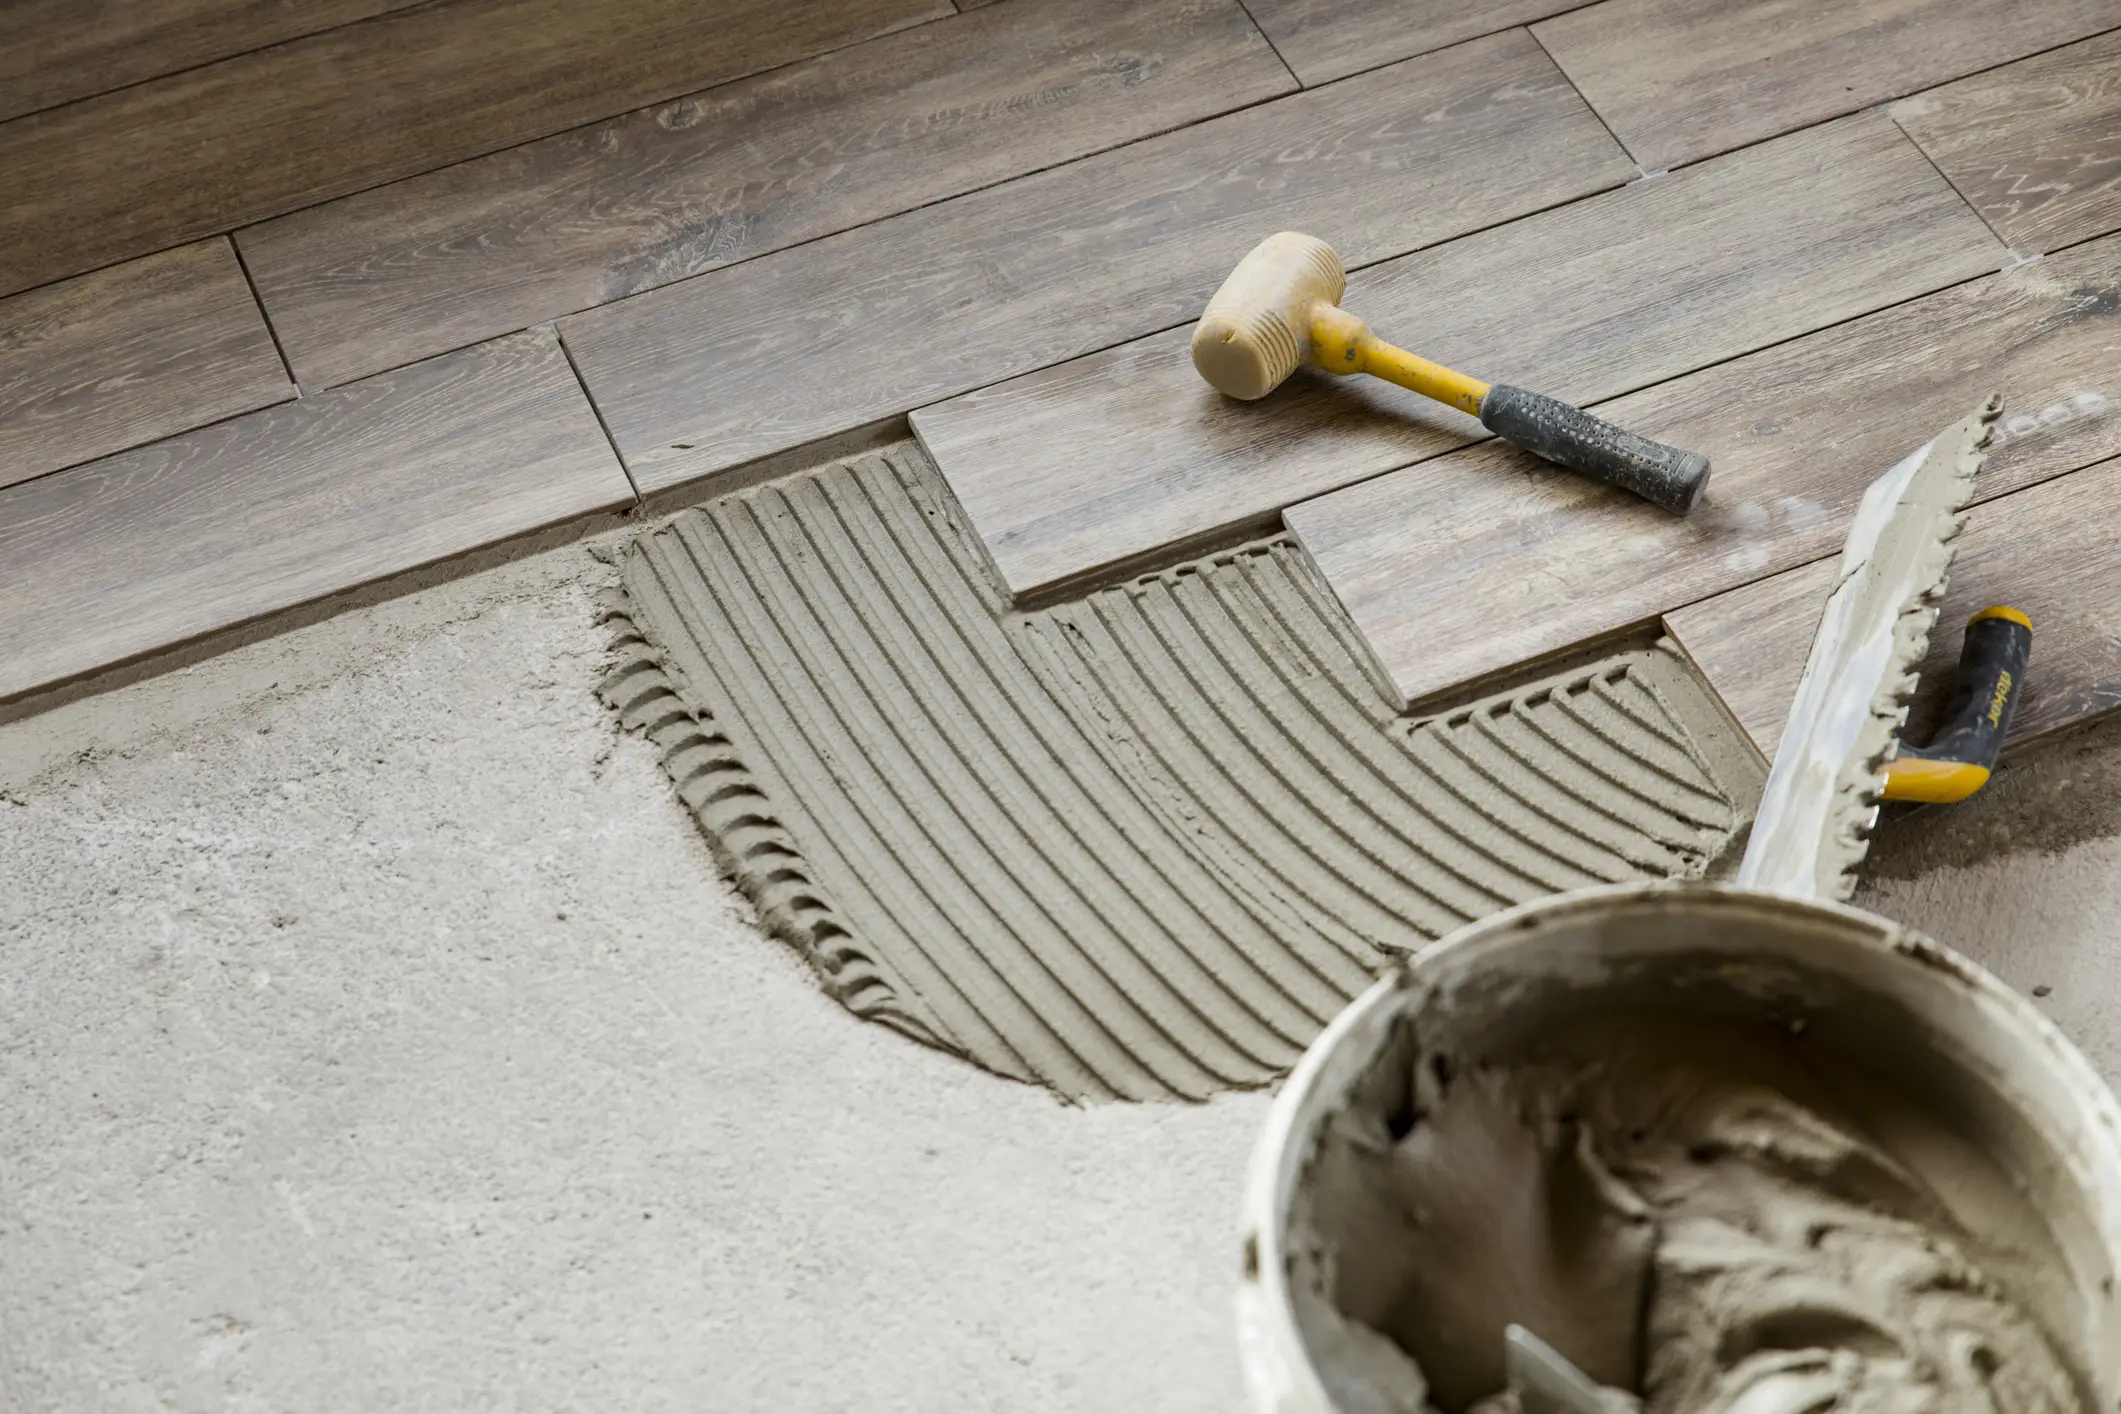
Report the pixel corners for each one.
[3,527,2117,1412]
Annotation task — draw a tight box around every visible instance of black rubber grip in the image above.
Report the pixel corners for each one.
[1899,612,2032,774]
[1478,384,1711,515]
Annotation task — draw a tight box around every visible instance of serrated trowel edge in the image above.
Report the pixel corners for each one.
[1737,395,2002,901]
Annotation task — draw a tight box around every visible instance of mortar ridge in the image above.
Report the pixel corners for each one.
[595,590,956,1056]
[601,443,1764,1100]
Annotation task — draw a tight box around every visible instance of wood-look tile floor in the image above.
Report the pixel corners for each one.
[4,0,2120,751]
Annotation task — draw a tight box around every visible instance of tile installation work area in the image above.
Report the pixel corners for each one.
[8,0,2121,1408]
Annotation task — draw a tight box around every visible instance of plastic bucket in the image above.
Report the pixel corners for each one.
[1237,882,2121,1413]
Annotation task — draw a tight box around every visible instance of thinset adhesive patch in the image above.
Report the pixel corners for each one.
[601,445,1765,1101]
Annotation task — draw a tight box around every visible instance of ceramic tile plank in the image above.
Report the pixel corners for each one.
[1892,29,2121,256]
[0,239,292,492]
[1241,0,1589,85]
[925,112,2003,599]
[1532,0,2121,173]
[1668,457,2121,759]
[560,29,1630,502]
[1667,558,1833,760]
[0,329,630,706]
[0,0,946,299]
[239,0,1292,390]
[0,0,426,123]
[1288,231,2121,709]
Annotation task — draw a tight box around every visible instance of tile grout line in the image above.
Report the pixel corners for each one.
[225,233,304,397]
[1609,19,2121,180]
[1229,0,1302,88]
[0,395,307,503]
[1294,0,1614,88]
[1888,109,2014,253]
[554,325,643,507]
[2029,224,2121,263]
[1526,25,1645,172]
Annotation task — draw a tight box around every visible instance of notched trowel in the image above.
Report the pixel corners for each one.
[1492,395,2015,1412]
[1736,395,2004,902]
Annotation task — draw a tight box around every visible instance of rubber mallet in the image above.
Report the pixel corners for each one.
[1191,232,1711,514]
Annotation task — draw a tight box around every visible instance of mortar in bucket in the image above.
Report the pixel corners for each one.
[1237,882,2121,1413]
[1236,404,2121,1413]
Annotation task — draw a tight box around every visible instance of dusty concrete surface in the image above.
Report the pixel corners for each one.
[1858,713,2121,1079]
[0,538,1262,1414]
[2,525,2117,1412]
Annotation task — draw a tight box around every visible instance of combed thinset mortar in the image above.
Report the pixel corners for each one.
[1238,884,2121,1414]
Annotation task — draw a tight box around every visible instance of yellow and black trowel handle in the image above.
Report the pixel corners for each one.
[1883,606,2032,804]
[1191,232,1712,515]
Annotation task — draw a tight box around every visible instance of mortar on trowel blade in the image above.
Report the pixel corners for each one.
[1237,883,2121,1414]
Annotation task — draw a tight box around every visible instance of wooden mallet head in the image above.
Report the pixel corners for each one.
[1191,232,1349,401]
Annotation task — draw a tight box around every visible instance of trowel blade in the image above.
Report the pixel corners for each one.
[1505,1324,1611,1414]
[1736,396,2000,902]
